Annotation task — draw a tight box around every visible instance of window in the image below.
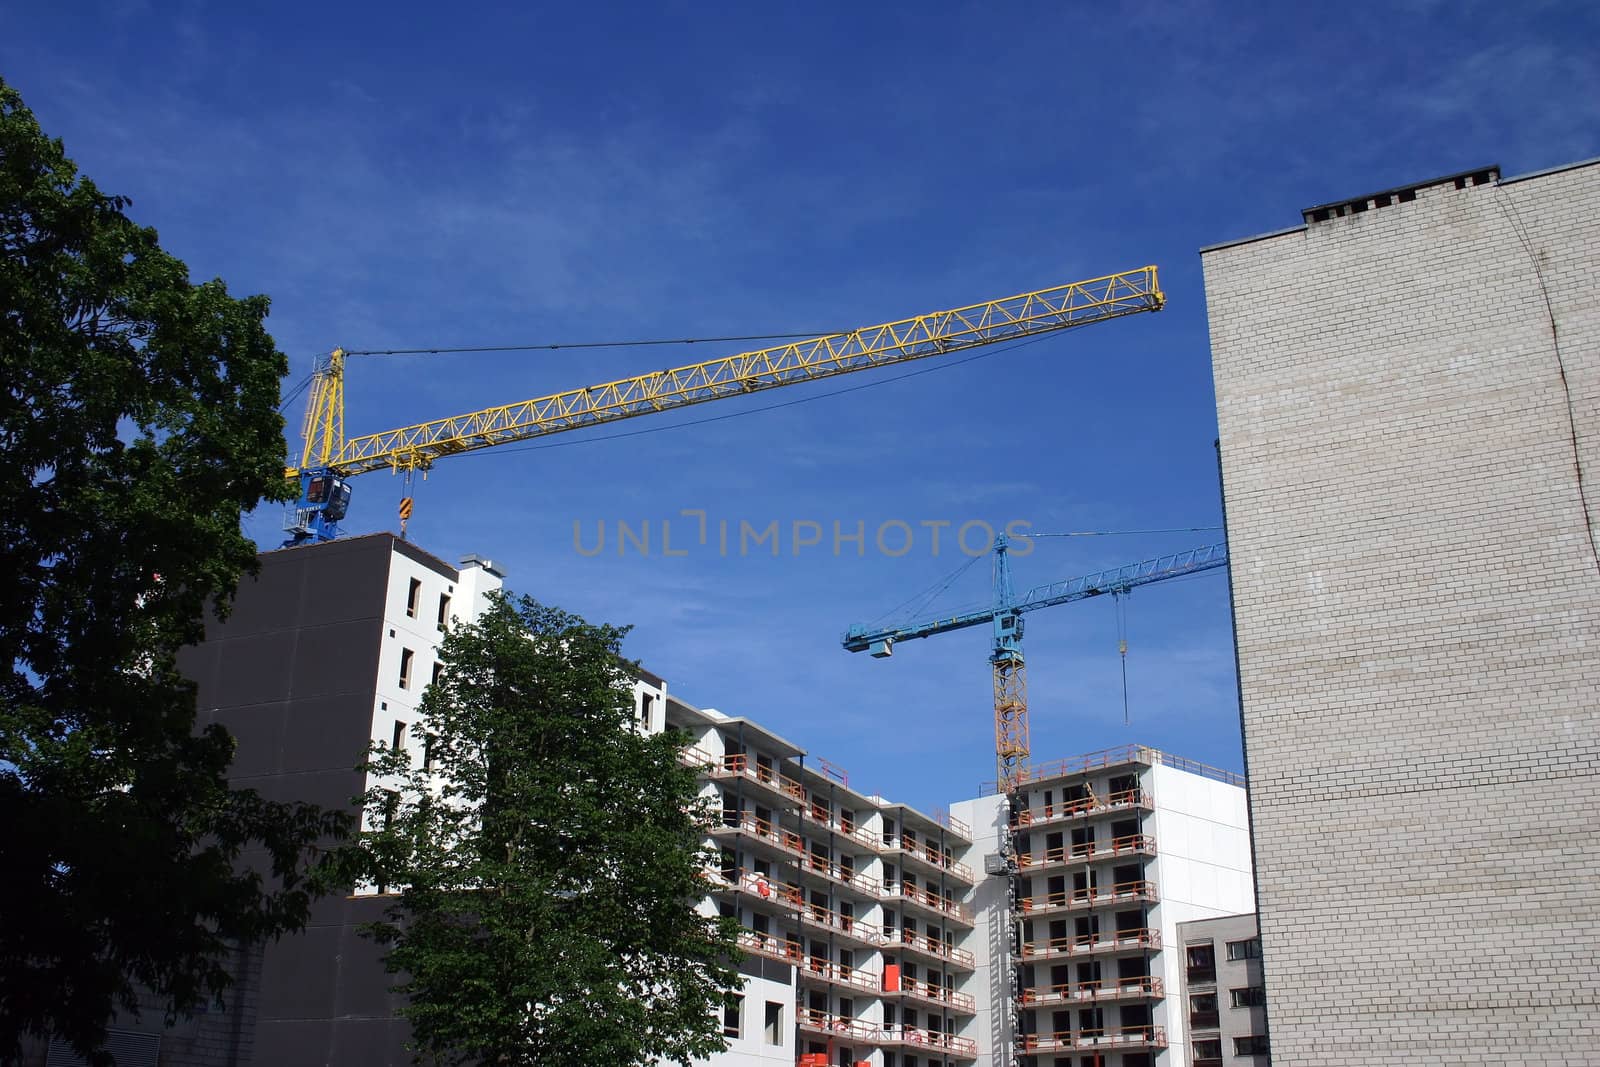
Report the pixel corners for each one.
[1226,938,1261,961]
[764,1001,783,1044]
[405,578,421,618]
[374,788,401,893]
[398,648,414,689]
[436,593,451,630]
[1192,1039,1221,1060]
[422,737,434,772]
[431,662,443,687]
[639,692,655,728]
[1186,942,1216,982]
[723,994,742,1038]
[391,720,408,752]
[1235,1035,1270,1055]
[1231,986,1266,1007]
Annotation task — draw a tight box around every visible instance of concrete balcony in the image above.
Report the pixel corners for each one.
[1020,879,1158,916]
[710,810,808,862]
[704,753,807,805]
[1019,927,1160,962]
[1016,833,1156,871]
[797,956,881,996]
[883,973,977,1014]
[797,1010,879,1044]
[1013,788,1153,829]
[797,850,881,900]
[883,880,973,926]
[795,1013,978,1060]
[877,1023,977,1059]
[888,927,975,970]
[1022,975,1163,1006]
[1022,1025,1168,1054]
[881,835,975,885]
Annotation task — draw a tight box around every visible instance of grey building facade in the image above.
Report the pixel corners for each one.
[1203,158,1600,1063]
[22,534,505,1067]
[185,533,504,1067]
[1174,914,1266,1067]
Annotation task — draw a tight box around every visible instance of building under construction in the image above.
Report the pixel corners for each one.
[37,533,1258,1067]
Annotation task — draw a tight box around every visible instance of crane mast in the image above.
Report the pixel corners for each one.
[283,267,1163,543]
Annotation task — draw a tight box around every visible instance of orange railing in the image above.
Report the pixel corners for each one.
[678,744,719,771]
[796,1010,978,1056]
[711,866,805,907]
[798,957,881,994]
[1019,879,1157,913]
[1022,1025,1167,1052]
[735,928,804,966]
[1009,744,1243,789]
[797,1009,880,1042]
[712,863,975,935]
[891,976,977,1013]
[683,747,974,847]
[713,810,807,856]
[1022,975,1163,1004]
[1016,833,1156,869]
[735,926,886,994]
[801,852,882,895]
[714,866,894,946]
[815,757,851,789]
[795,900,893,947]
[711,753,807,801]
[892,927,976,967]
[884,880,972,923]
[1019,928,1160,959]
[801,803,882,852]
[1014,788,1151,826]
[882,835,974,882]
[929,806,973,840]
[879,1025,978,1056]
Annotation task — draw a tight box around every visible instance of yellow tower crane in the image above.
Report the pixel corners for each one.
[283,267,1164,544]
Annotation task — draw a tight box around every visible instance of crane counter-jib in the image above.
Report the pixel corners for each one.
[283,266,1163,544]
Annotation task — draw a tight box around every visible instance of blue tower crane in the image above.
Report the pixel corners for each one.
[841,536,1228,792]
[845,534,1228,1067]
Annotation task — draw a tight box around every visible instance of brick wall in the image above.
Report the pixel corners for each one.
[1203,159,1600,1063]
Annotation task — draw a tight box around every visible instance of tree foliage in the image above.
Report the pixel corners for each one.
[353,593,742,1067]
[0,77,347,1063]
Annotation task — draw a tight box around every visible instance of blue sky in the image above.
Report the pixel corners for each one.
[6,1,1595,811]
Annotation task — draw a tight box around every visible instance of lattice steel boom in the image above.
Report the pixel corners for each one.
[283,268,1163,542]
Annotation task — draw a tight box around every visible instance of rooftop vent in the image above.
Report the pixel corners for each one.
[1302,165,1499,224]
[458,553,506,578]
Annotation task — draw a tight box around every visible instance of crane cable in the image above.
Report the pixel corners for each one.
[1114,593,1131,726]
[342,330,840,357]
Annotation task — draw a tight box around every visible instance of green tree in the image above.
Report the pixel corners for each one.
[0,77,347,1063]
[353,593,742,1067]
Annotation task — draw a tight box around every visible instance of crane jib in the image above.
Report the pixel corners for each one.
[283,266,1162,544]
